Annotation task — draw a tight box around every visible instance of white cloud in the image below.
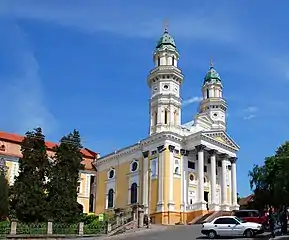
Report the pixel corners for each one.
[242,106,258,120]
[0,23,57,135]
[183,97,202,106]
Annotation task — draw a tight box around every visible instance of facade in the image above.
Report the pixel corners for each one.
[94,27,240,224]
[0,131,98,214]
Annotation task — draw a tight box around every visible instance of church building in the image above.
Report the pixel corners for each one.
[94,26,240,225]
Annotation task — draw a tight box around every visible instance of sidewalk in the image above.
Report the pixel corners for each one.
[97,225,168,240]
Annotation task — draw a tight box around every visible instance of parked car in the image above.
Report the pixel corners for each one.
[201,216,264,239]
[232,210,269,230]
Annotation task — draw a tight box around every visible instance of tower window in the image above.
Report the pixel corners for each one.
[172,56,175,66]
[154,111,158,126]
[157,57,161,66]
[206,89,210,98]
[164,109,168,124]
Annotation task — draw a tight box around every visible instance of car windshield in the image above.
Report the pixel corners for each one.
[234,217,246,223]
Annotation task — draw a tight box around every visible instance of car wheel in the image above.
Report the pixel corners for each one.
[208,230,217,239]
[244,229,254,238]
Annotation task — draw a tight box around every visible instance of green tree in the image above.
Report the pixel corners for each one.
[249,141,289,209]
[0,160,9,220]
[13,127,49,222]
[47,130,84,223]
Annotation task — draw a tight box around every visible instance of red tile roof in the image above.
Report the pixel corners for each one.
[0,131,98,159]
[239,194,254,206]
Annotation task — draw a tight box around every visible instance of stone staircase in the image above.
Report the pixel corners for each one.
[189,211,232,225]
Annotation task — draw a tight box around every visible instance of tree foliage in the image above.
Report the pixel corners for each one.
[249,141,289,209]
[47,130,84,223]
[12,128,49,222]
[0,162,9,220]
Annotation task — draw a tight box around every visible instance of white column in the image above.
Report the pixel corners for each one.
[157,145,165,212]
[230,157,239,208]
[157,106,162,124]
[220,155,229,210]
[142,151,149,213]
[170,105,174,125]
[181,150,189,212]
[209,150,218,210]
[168,145,175,211]
[196,145,206,209]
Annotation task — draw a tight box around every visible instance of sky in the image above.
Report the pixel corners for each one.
[0,0,289,196]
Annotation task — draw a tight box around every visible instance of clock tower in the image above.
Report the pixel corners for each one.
[195,61,227,130]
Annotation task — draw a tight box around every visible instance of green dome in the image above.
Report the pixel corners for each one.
[156,30,176,50]
[204,66,221,84]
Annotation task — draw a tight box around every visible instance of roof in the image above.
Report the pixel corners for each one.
[204,66,222,84]
[239,194,254,206]
[0,131,98,159]
[156,29,177,51]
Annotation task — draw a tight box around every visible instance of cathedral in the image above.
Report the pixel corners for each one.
[94,26,240,225]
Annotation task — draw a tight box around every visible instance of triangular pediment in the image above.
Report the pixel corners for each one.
[202,130,240,150]
[196,114,213,125]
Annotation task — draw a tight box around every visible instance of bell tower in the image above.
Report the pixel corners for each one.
[147,24,184,135]
[196,60,227,130]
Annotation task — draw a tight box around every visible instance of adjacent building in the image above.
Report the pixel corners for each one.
[0,131,98,213]
[94,27,240,224]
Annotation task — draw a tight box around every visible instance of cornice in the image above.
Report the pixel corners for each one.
[95,131,184,166]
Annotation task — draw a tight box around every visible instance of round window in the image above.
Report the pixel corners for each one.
[109,169,115,179]
[131,162,138,172]
[213,113,218,117]
[163,85,169,90]
[189,174,194,181]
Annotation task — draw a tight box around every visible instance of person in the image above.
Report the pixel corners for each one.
[269,207,277,238]
[280,206,288,235]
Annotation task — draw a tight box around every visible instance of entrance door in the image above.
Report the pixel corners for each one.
[204,191,209,210]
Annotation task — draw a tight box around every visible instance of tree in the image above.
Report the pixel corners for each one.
[0,159,9,220]
[47,130,84,223]
[249,141,289,209]
[13,128,49,222]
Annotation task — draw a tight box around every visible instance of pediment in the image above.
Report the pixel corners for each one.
[202,130,240,151]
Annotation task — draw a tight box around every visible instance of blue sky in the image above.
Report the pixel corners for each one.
[0,1,289,196]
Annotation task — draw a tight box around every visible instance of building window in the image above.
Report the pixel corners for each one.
[196,154,198,160]
[204,165,207,172]
[77,182,81,193]
[157,57,161,66]
[150,159,157,177]
[107,189,114,208]
[206,89,209,98]
[174,159,180,174]
[131,161,138,172]
[164,109,168,124]
[188,161,195,169]
[108,169,115,179]
[89,194,94,212]
[154,111,158,126]
[189,174,194,182]
[130,183,138,204]
[172,56,175,66]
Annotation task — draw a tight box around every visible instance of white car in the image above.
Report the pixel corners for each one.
[201,216,264,239]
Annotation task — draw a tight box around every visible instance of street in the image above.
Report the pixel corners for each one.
[101,225,289,240]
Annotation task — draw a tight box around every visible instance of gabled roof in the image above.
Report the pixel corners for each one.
[201,130,240,151]
[0,131,98,159]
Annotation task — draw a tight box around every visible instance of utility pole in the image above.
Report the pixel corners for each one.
[147,168,152,228]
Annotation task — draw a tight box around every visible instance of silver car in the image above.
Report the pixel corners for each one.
[201,216,264,239]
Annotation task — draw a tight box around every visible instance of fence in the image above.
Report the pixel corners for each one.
[0,220,107,238]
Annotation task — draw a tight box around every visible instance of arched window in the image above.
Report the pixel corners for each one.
[157,57,161,66]
[130,183,138,204]
[172,56,175,66]
[108,189,114,208]
[154,111,158,126]
[164,109,168,124]
[206,89,210,99]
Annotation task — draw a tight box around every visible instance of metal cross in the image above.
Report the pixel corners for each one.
[210,58,214,67]
[164,19,169,33]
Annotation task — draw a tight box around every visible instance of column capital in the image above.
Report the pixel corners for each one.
[219,153,230,160]
[208,149,218,156]
[229,157,237,164]
[142,151,149,158]
[168,145,175,153]
[180,149,190,156]
[157,145,165,153]
[195,144,206,152]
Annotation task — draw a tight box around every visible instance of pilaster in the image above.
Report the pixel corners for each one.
[168,145,175,211]
[142,151,149,214]
[156,145,165,212]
